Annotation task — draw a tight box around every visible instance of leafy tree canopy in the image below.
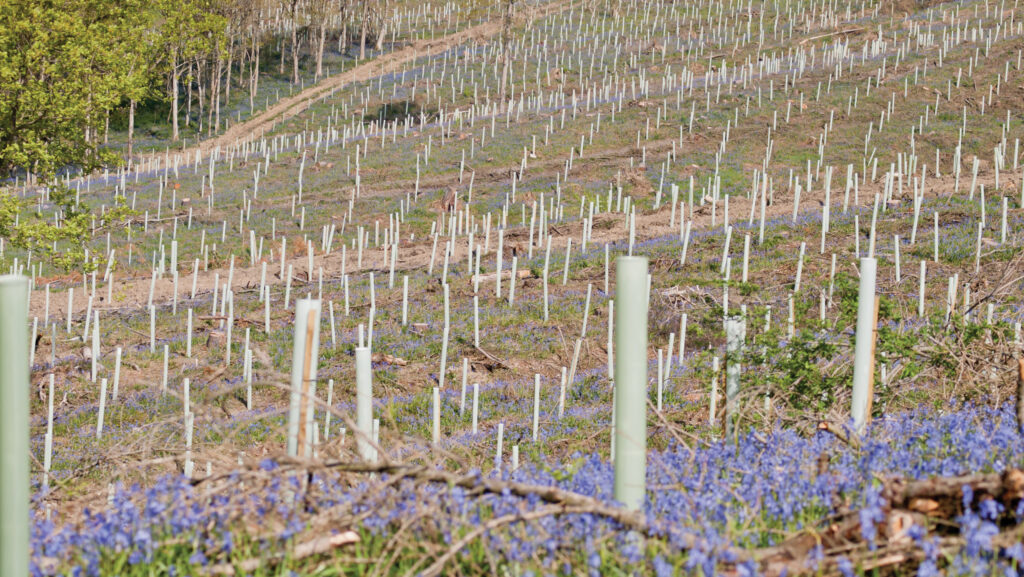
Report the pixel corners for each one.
[0,0,145,178]
[0,0,227,180]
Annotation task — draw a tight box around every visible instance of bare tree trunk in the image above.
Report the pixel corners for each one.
[207,60,215,135]
[238,40,247,94]
[210,55,222,135]
[315,23,327,80]
[185,61,193,128]
[291,0,301,84]
[291,31,300,84]
[196,60,204,134]
[359,0,368,60]
[498,0,514,106]
[216,68,222,131]
[278,36,285,75]
[127,99,136,161]
[250,43,260,110]
[338,7,348,53]
[225,39,234,103]
[171,62,180,141]
[375,21,385,51]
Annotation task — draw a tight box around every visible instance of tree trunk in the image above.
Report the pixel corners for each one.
[340,19,348,54]
[172,63,180,141]
[250,43,260,110]
[127,99,136,162]
[225,40,233,103]
[375,21,385,51]
[185,61,193,128]
[291,20,300,84]
[196,60,204,134]
[248,40,256,110]
[316,23,327,80]
[84,93,92,146]
[359,1,368,60]
[238,40,247,95]
[215,68,222,131]
[209,55,221,135]
[279,36,285,75]
[207,61,215,135]
[498,0,514,106]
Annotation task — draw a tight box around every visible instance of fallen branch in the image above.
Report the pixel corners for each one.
[816,421,861,450]
[203,531,359,575]
[194,451,1024,577]
[885,468,1024,517]
[474,345,513,369]
[317,460,649,532]
[196,315,265,329]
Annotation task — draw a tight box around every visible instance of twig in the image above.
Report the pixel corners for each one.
[816,421,861,450]
[647,398,695,459]
[474,345,513,369]
[1017,359,1024,433]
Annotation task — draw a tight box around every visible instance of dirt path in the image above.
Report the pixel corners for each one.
[177,0,575,162]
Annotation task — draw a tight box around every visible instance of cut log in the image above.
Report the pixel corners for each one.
[471,269,533,284]
[371,352,408,366]
[206,330,226,349]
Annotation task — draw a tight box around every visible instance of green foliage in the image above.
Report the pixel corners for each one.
[0,0,230,179]
[0,0,148,178]
[157,0,229,76]
[748,324,842,412]
[0,186,134,271]
[831,270,860,322]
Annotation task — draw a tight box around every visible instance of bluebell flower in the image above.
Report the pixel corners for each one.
[837,557,854,577]
[652,555,673,577]
[917,559,939,577]
[1005,543,1024,566]
[858,487,886,547]
[737,559,759,577]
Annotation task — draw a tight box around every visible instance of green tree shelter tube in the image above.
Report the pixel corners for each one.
[356,346,375,462]
[851,257,877,434]
[0,275,28,577]
[613,257,648,511]
[288,299,321,458]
